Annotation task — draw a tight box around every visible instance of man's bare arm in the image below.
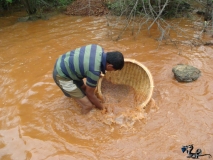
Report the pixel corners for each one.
[85,85,103,110]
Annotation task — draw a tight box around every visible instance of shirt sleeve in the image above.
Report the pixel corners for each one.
[86,71,100,87]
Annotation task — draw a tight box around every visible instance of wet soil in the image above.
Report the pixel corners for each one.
[65,0,109,16]
[0,0,109,25]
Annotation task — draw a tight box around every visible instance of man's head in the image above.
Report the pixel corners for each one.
[106,51,124,71]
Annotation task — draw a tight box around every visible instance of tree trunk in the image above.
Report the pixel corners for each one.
[22,0,37,15]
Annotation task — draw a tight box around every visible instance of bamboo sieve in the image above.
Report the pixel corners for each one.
[96,58,154,109]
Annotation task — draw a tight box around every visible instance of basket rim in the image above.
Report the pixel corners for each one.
[124,58,154,108]
[96,58,154,108]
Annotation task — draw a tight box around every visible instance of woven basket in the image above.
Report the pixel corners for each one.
[96,58,154,109]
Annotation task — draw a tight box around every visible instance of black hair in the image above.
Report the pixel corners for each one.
[106,51,124,70]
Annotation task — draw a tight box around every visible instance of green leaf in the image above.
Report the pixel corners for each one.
[6,0,12,3]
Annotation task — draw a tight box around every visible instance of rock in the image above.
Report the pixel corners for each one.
[17,14,49,22]
[18,16,30,22]
[172,64,201,82]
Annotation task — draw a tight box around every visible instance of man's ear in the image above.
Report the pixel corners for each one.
[106,63,114,70]
[107,64,113,68]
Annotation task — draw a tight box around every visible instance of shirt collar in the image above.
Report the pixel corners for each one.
[101,52,107,74]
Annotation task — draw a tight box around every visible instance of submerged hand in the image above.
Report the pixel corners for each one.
[101,106,107,114]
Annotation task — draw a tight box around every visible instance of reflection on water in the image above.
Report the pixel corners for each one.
[0,13,213,160]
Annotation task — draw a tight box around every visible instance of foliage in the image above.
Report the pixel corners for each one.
[105,0,213,48]
[0,0,74,15]
[6,0,12,3]
[43,0,74,7]
[105,0,191,18]
[106,0,137,16]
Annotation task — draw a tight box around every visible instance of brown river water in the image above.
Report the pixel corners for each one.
[0,12,213,160]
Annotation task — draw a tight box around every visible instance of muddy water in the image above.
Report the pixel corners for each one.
[0,12,213,160]
[101,79,136,116]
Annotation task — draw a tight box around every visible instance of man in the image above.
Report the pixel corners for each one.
[53,44,124,114]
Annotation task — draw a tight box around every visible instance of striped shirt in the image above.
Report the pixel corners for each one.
[55,44,106,87]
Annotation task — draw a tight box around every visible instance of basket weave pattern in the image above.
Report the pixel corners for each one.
[97,58,154,109]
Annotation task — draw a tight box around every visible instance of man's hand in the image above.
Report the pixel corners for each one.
[101,107,107,114]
